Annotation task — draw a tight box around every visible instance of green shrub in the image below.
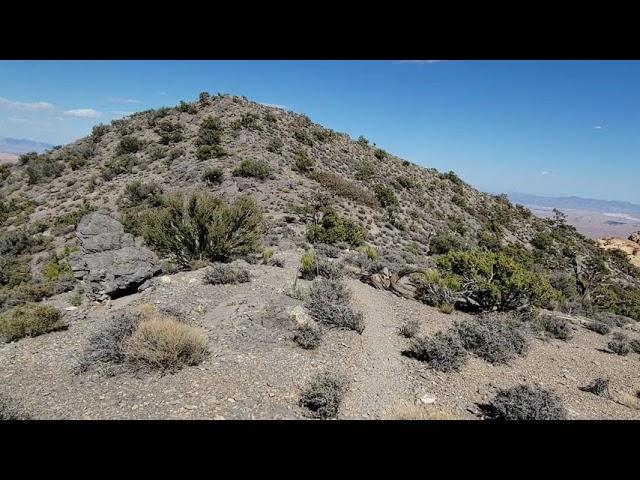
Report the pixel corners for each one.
[155,120,183,145]
[436,250,557,312]
[196,144,226,160]
[300,249,316,280]
[267,138,284,153]
[232,158,270,180]
[135,192,263,267]
[41,251,73,282]
[293,130,314,146]
[0,164,10,182]
[123,181,163,207]
[354,160,376,181]
[197,116,223,146]
[306,208,368,247]
[0,303,66,343]
[91,123,110,140]
[537,315,572,341]
[292,150,314,173]
[373,184,399,213]
[231,113,259,130]
[117,135,143,154]
[374,148,387,160]
[102,154,137,180]
[608,333,631,356]
[204,264,250,285]
[308,171,377,206]
[202,167,224,185]
[398,319,419,338]
[293,322,322,350]
[357,135,369,146]
[177,101,198,114]
[429,232,466,255]
[25,155,65,184]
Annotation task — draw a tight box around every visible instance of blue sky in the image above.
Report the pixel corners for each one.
[1,60,638,203]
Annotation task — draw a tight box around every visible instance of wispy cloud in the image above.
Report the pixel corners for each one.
[159,91,168,96]
[541,171,550,176]
[8,117,28,123]
[63,108,102,119]
[259,102,289,110]
[593,125,603,130]
[0,96,54,111]
[107,97,142,104]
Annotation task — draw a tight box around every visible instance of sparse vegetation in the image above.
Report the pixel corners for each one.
[131,192,263,267]
[404,331,467,373]
[537,315,572,341]
[304,278,365,334]
[204,264,250,285]
[455,314,528,365]
[117,135,143,154]
[607,333,631,356]
[202,167,224,185]
[232,158,270,180]
[0,394,30,420]
[306,208,368,247]
[584,320,610,335]
[299,371,348,419]
[292,150,314,173]
[398,319,419,338]
[293,322,322,350]
[0,303,66,343]
[481,385,567,420]
[308,171,377,206]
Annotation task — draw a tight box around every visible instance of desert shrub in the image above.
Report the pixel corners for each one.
[306,208,368,247]
[155,120,183,145]
[204,264,250,285]
[455,314,528,365]
[438,303,454,314]
[124,181,163,207]
[436,250,556,312]
[293,130,314,146]
[608,333,631,356]
[0,164,11,182]
[231,112,260,130]
[267,138,283,153]
[91,123,110,140]
[629,338,640,354]
[293,322,322,350]
[300,249,316,280]
[134,192,263,267]
[385,403,462,420]
[579,377,610,397]
[359,245,380,261]
[177,101,198,114]
[0,303,66,343]
[0,394,30,420]
[429,232,466,255]
[292,150,314,173]
[78,310,140,372]
[125,317,208,372]
[440,170,464,187]
[538,315,572,341]
[299,372,348,419]
[414,270,460,309]
[52,202,96,230]
[261,248,274,264]
[202,167,224,185]
[374,148,387,160]
[41,251,73,282]
[354,160,376,182]
[68,291,83,307]
[25,155,65,184]
[198,91,211,105]
[481,385,567,420]
[196,144,226,161]
[398,319,419,338]
[594,311,633,328]
[357,135,369,146]
[373,184,399,216]
[394,174,416,190]
[232,158,270,180]
[308,171,377,206]
[404,331,467,372]
[304,278,364,334]
[102,154,137,180]
[584,320,610,335]
[117,135,143,154]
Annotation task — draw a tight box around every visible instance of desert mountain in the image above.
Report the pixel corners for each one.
[1,93,639,420]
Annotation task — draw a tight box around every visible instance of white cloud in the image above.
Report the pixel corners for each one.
[8,117,28,123]
[63,108,102,119]
[541,171,549,175]
[159,91,168,96]
[593,125,603,129]
[107,97,142,104]
[0,96,54,111]
[258,102,289,110]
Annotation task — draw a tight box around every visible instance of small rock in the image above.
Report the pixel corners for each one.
[64,306,78,311]
[418,394,436,405]
[214,415,225,420]
[160,276,172,285]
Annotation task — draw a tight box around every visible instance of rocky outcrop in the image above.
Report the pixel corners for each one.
[629,231,640,245]
[70,210,161,299]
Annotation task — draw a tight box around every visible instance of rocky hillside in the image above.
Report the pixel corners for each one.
[2,93,640,420]
[599,232,640,268]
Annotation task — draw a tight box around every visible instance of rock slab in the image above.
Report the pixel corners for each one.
[70,210,161,299]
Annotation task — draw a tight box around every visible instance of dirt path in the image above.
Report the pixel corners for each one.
[339,279,415,419]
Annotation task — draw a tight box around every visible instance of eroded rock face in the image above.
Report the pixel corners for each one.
[70,211,161,299]
[629,231,640,245]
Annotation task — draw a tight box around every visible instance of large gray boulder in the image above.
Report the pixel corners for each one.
[70,210,161,299]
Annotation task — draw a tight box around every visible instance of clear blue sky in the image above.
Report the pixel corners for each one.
[1,60,638,203]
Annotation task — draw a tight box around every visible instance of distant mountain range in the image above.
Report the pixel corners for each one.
[507,192,640,217]
[0,137,55,155]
